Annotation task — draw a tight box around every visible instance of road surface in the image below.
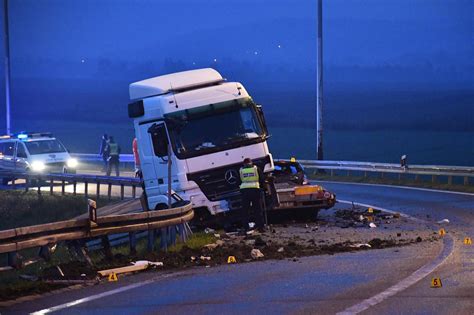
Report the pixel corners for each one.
[2,182,474,314]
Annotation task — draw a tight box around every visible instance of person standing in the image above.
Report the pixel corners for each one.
[99,134,109,172]
[106,136,121,176]
[239,157,265,232]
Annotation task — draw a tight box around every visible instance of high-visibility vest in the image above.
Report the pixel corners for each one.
[108,142,119,156]
[239,165,260,189]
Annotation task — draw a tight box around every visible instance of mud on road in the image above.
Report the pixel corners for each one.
[0,203,440,304]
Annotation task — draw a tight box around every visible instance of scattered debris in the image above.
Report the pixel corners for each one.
[56,266,65,277]
[200,256,211,261]
[416,236,422,242]
[369,222,377,228]
[98,262,149,277]
[251,249,264,259]
[204,227,215,234]
[349,243,372,249]
[244,239,256,246]
[277,247,285,253]
[437,219,450,224]
[214,233,221,238]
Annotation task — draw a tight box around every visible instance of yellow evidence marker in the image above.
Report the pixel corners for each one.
[108,272,118,282]
[464,237,472,245]
[439,228,446,236]
[368,207,374,213]
[431,277,442,288]
[227,256,237,264]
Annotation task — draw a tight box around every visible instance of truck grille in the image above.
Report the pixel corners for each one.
[187,155,271,202]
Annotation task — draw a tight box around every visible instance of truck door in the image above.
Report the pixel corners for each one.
[144,122,179,197]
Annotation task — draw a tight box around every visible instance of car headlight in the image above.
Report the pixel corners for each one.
[67,158,78,168]
[31,161,46,172]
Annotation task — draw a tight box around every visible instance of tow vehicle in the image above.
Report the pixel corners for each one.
[0,132,78,184]
[128,68,274,213]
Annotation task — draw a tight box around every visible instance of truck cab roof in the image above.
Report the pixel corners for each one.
[129,68,224,100]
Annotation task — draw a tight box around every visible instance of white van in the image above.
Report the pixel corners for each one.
[0,132,78,184]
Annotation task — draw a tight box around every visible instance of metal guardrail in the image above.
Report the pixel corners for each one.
[0,170,141,199]
[0,201,194,270]
[0,202,193,254]
[72,153,473,178]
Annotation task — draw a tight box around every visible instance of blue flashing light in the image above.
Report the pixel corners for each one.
[17,134,28,140]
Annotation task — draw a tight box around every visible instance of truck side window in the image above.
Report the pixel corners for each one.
[148,123,169,157]
[16,143,27,158]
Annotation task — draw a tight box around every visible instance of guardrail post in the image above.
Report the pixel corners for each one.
[108,183,112,201]
[147,229,156,252]
[364,171,368,178]
[347,170,350,177]
[330,169,334,177]
[37,177,41,195]
[49,179,54,195]
[24,178,29,192]
[61,180,65,195]
[160,228,168,252]
[432,175,437,184]
[101,236,113,259]
[448,176,452,185]
[12,178,15,188]
[120,184,124,200]
[7,252,23,269]
[464,176,469,186]
[129,232,137,255]
[132,185,136,198]
[415,174,419,182]
[96,183,100,200]
[73,181,77,195]
[84,182,88,199]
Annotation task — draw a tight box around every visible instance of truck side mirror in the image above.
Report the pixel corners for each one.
[148,123,169,158]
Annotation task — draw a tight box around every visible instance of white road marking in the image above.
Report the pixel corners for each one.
[335,200,454,314]
[30,272,185,314]
[313,180,474,197]
[337,235,454,315]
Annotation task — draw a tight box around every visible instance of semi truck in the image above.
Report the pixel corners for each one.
[128,68,274,214]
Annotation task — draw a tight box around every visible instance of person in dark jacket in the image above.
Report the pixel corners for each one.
[99,134,109,172]
[239,157,265,232]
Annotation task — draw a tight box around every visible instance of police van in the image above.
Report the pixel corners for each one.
[0,132,78,184]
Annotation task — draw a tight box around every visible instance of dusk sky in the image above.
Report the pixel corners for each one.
[0,0,472,163]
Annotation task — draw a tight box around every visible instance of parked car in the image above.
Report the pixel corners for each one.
[0,132,78,184]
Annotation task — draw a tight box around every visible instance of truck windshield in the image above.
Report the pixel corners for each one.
[25,139,67,155]
[165,98,266,159]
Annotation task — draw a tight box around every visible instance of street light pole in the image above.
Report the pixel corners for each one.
[3,0,12,135]
[316,0,323,160]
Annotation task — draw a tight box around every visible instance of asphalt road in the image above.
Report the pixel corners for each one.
[3,182,474,314]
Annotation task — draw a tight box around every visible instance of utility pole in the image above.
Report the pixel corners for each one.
[3,0,12,135]
[316,0,323,160]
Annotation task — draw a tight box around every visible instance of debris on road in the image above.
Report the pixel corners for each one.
[437,219,450,224]
[204,227,216,234]
[369,222,377,228]
[251,249,264,259]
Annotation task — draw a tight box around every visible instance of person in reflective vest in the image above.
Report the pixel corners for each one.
[239,157,265,231]
[106,136,121,176]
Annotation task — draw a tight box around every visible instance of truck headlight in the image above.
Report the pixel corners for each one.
[67,158,78,168]
[31,161,46,172]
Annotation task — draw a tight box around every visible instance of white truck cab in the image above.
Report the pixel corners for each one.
[0,132,78,183]
[129,68,274,214]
